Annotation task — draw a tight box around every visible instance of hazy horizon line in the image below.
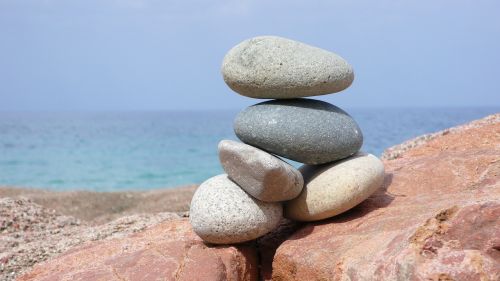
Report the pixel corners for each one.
[1,105,499,113]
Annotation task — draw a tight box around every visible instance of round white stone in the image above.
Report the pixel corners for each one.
[222,35,354,99]
[218,140,303,202]
[285,153,385,221]
[189,174,283,244]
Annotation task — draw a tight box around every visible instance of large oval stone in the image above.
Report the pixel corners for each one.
[218,140,303,202]
[189,174,282,244]
[285,153,385,221]
[221,36,354,99]
[234,99,363,165]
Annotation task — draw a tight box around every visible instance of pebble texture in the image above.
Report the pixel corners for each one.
[218,140,303,202]
[189,174,282,244]
[222,36,354,99]
[285,152,384,221]
[234,99,363,165]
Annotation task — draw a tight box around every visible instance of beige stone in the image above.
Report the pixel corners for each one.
[285,152,384,221]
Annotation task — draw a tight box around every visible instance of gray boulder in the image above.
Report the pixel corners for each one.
[234,99,363,164]
[222,35,354,99]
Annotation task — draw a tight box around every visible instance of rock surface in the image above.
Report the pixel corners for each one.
[0,197,182,281]
[234,99,363,165]
[285,152,385,221]
[272,113,500,280]
[381,113,500,161]
[222,36,354,99]
[17,219,258,281]
[218,140,303,202]
[190,174,282,244]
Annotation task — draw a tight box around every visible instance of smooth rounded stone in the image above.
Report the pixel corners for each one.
[221,35,354,99]
[285,152,385,221]
[234,99,363,165]
[218,140,304,202]
[189,174,282,244]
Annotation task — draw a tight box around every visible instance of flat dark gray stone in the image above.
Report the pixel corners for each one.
[234,99,363,165]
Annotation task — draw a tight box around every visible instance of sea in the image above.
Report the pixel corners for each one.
[0,107,498,191]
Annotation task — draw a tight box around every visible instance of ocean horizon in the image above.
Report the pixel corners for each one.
[0,107,498,192]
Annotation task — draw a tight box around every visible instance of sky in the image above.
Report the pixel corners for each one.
[0,0,499,111]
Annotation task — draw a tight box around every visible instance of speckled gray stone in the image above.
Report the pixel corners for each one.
[285,152,385,221]
[221,36,354,99]
[234,99,363,165]
[218,140,303,202]
[189,174,282,244]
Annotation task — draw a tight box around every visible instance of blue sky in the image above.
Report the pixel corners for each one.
[0,0,499,110]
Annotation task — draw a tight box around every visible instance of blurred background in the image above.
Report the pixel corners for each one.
[1,0,499,190]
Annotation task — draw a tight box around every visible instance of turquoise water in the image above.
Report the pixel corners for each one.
[0,108,498,191]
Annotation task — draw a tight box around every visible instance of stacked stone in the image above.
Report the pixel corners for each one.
[190,36,385,244]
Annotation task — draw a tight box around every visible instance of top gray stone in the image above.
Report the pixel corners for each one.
[221,36,354,99]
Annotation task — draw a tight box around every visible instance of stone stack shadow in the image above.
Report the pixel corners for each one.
[189,36,385,244]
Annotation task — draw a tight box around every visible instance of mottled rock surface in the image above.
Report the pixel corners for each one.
[190,174,282,244]
[17,219,258,281]
[234,99,363,164]
[272,113,500,280]
[0,198,183,281]
[222,36,354,99]
[285,152,384,221]
[381,113,500,161]
[219,140,303,202]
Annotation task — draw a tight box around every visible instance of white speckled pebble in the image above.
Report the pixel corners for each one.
[285,153,385,221]
[222,35,354,99]
[189,174,282,244]
[218,140,303,202]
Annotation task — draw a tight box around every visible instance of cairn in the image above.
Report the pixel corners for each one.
[189,36,384,244]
